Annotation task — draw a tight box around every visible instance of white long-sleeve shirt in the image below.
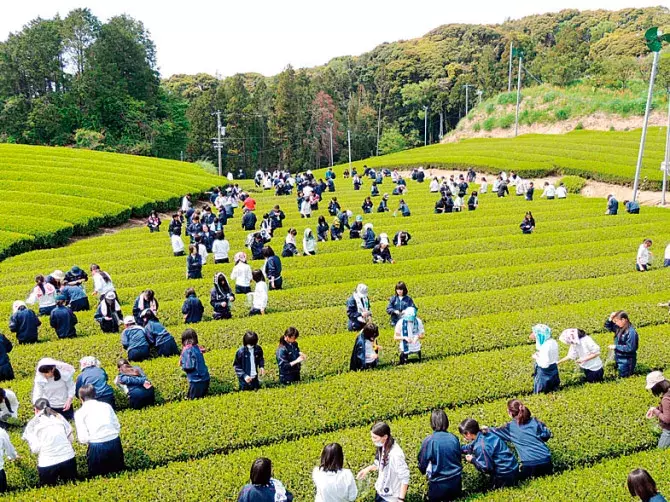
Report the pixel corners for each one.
[300,200,312,217]
[0,389,19,421]
[637,244,651,266]
[0,429,17,470]
[22,413,75,467]
[556,186,567,198]
[535,339,559,368]
[429,180,439,192]
[479,181,488,194]
[566,336,603,371]
[26,284,56,309]
[313,467,358,502]
[74,400,121,444]
[231,263,252,288]
[212,239,230,261]
[32,372,76,409]
[198,243,208,265]
[252,282,268,311]
[93,273,115,296]
[303,237,316,254]
[541,184,556,198]
[374,443,410,502]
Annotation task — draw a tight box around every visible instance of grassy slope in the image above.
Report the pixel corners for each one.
[0,144,220,260]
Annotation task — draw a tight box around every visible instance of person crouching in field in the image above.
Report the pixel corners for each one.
[180,329,210,399]
[182,288,204,324]
[636,239,652,271]
[233,331,265,391]
[520,212,535,234]
[372,234,394,264]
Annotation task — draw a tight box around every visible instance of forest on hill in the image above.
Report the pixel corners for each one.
[0,6,668,173]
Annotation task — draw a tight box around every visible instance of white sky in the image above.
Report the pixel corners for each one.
[1,0,665,77]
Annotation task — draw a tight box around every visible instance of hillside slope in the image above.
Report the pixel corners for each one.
[0,145,219,260]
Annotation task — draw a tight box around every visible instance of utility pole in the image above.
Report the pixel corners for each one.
[327,121,334,167]
[463,84,474,115]
[514,54,523,137]
[662,87,670,206]
[376,94,383,156]
[508,41,514,92]
[423,105,429,146]
[213,110,224,177]
[347,129,352,170]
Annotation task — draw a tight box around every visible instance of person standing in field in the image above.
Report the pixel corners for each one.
[636,239,652,271]
[276,327,305,385]
[644,371,670,449]
[233,331,265,391]
[605,311,638,378]
[557,328,604,383]
[180,329,210,399]
[350,323,380,371]
[231,252,253,294]
[346,284,372,332]
[529,324,560,394]
[386,281,416,327]
[606,194,618,215]
[312,443,358,502]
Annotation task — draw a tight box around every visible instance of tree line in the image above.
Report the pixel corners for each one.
[1,7,668,174]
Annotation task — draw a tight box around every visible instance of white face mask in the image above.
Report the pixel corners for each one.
[246,345,254,349]
[373,441,384,448]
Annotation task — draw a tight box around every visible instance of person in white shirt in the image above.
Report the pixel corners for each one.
[394,307,424,365]
[22,398,76,486]
[540,182,556,199]
[530,324,560,394]
[453,196,463,212]
[300,197,312,218]
[195,236,208,266]
[303,228,317,256]
[26,275,57,316]
[555,183,567,199]
[500,171,508,181]
[32,358,76,421]
[171,232,185,257]
[231,252,253,294]
[479,177,488,194]
[429,177,440,193]
[212,232,230,264]
[75,384,124,477]
[313,442,358,502]
[636,239,652,272]
[491,178,500,194]
[0,426,17,492]
[90,264,115,300]
[357,422,410,502]
[249,270,268,316]
[180,194,192,212]
[558,328,604,383]
[515,178,526,196]
[0,388,19,428]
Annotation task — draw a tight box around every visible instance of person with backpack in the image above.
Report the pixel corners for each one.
[233,331,265,391]
[417,410,463,501]
[210,273,235,320]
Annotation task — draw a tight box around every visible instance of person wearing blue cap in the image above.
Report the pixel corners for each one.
[530,324,560,393]
[49,295,78,339]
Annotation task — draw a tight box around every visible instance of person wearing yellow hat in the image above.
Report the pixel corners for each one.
[645,371,670,449]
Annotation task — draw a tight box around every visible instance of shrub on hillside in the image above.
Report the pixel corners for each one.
[485,103,495,115]
[559,175,587,194]
[555,108,571,121]
[74,129,105,150]
[482,118,496,131]
[498,114,515,129]
[472,122,481,132]
[497,92,516,105]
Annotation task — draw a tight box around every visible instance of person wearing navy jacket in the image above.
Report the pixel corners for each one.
[386,281,416,327]
[120,317,150,362]
[605,310,639,377]
[210,273,235,320]
[242,208,257,231]
[276,327,305,384]
[263,247,283,290]
[0,333,14,381]
[349,323,380,371]
[237,457,294,502]
[141,310,179,357]
[233,331,265,391]
[9,301,40,344]
[606,194,619,215]
[361,223,376,249]
[49,295,77,339]
[75,357,116,409]
[181,287,204,324]
[132,290,158,326]
[484,399,552,480]
[377,194,389,212]
[180,329,210,399]
[459,418,519,489]
[418,409,463,502]
[60,280,89,312]
[346,284,372,332]
[362,197,373,214]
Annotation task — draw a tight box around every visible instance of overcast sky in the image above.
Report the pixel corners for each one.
[1,0,664,77]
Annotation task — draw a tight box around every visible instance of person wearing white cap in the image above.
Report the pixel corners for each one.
[372,234,394,264]
[94,291,123,333]
[557,329,604,383]
[9,300,41,344]
[645,371,670,449]
[346,284,372,332]
[120,317,150,362]
[361,223,376,249]
[32,358,76,421]
[529,324,560,394]
[76,357,116,409]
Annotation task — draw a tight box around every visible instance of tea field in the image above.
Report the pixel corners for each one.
[0,162,668,500]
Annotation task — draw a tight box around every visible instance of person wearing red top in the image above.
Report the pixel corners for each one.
[243,197,256,211]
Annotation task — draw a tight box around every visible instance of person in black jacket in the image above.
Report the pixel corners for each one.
[210,273,235,320]
[94,292,123,333]
[182,288,204,324]
[350,323,380,371]
[520,212,535,234]
[9,301,40,344]
[249,233,267,261]
[372,234,394,264]
[418,409,463,501]
[276,327,305,384]
[263,247,283,290]
[233,331,265,391]
[186,245,203,279]
[168,214,183,237]
[49,295,77,339]
[393,231,411,247]
[350,215,363,239]
[64,266,88,287]
[242,208,257,231]
[0,333,14,381]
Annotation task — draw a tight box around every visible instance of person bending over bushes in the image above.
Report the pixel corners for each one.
[350,323,380,371]
[180,329,210,400]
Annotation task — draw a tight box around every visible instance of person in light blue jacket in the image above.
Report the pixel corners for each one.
[75,357,115,409]
[120,316,150,362]
[418,409,463,501]
[484,399,552,480]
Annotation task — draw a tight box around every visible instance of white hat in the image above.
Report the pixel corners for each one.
[105,291,116,301]
[646,371,667,390]
[123,316,136,325]
[51,270,65,281]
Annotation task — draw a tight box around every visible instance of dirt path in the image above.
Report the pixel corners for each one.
[400,169,669,208]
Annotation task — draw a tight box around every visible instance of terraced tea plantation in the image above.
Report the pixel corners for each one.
[0,166,669,500]
[356,126,668,189]
[0,144,219,260]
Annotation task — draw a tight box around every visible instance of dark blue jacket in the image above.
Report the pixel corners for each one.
[276,342,301,383]
[201,212,215,227]
[317,223,329,241]
[489,418,552,466]
[133,296,160,326]
[233,345,265,381]
[362,201,373,213]
[386,295,416,326]
[250,239,265,260]
[49,305,77,339]
[328,201,340,216]
[349,332,377,370]
[61,285,87,303]
[242,211,257,230]
[9,307,41,344]
[181,345,210,383]
[346,295,367,332]
[187,254,202,278]
[330,224,342,240]
[117,367,150,402]
[399,203,411,216]
[327,179,335,192]
[121,326,150,352]
[0,334,13,378]
[418,431,463,482]
[269,210,285,230]
[377,199,388,212]
[265,256,282,281]
[362,229,376,249]
[237,482,293,502]
[461,432,519,476]
[604,319,638,358]
[607,197,618,215]
[416,171,425,182]
[182,295,204,323]
[76,366,114,401]
[144,319,173,347]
